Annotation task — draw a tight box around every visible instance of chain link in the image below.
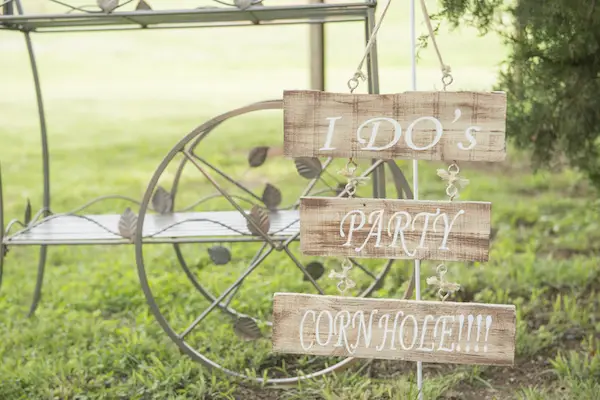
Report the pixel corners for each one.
[328,257,356,293]
[426,263,461,301]
[329,158,371,293]
[436,161,469,201]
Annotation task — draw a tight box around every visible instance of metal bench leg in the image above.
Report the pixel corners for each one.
[364,6,385,199]
[0,164,5,294]
[27,247,47,317]
[16,0,52,317]
[0,165,46,317]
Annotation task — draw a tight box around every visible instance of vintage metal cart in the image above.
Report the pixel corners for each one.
[0,0,413,384]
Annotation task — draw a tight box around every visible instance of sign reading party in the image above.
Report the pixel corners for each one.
[299,197,491,262]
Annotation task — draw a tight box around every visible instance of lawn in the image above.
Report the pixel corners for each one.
[1,1,599,399]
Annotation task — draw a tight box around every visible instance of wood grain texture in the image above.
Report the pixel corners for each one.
[272,293,516,366]
[283,90,507,162]
[299,197,491,262]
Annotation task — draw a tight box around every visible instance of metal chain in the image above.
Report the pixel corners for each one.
[432,163,466,299]
[337,0,393,289]
[419,0,453,91]
[436,161,469,201]
[328,258,356,294]
[328,158,370,293]
[426,264,460,301]
[347,0,393,93]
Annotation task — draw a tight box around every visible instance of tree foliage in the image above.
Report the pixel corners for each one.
[435,0,600,187]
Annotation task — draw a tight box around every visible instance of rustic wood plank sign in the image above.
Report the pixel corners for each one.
[299,197,491,262]
[272,293,516,366]
[283,90,507,162]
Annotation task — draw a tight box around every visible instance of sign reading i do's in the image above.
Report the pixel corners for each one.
[283,90,507,162]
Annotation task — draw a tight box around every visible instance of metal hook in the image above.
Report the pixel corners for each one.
[347,71,366,93]
[448,163,460,175]
[347,78,360,93]
[442,73,453,91]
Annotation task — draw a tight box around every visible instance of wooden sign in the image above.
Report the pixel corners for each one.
[299,197,491,262]
[272,293,516,366]
[283,90,506,162]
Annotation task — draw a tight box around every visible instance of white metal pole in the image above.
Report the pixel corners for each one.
[409,0,423,399]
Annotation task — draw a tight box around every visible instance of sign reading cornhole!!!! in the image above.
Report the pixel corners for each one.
[272,293,516,366]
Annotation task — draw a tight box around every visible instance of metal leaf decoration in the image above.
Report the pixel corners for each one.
[118,207,138,240]
[152,186,172,214]
[386,160,414,199]
[233,317,262,341]
[97,0,119,13]
[303,261,325,281]
[207,246,231,265]
[262,183,282,210]
[248,146,269,168]
[24,199,31,225]
[246,205,270,236]
[135,0,151,10]
[294,157,322,179]
[234,0,253,10]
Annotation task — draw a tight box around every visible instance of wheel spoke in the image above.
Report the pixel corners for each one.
[182,151,276,247]
[223,242,269,307]
[179,245,275,339]
[281,245,325,295]
[349,259,377,279]
[193,155,263,203]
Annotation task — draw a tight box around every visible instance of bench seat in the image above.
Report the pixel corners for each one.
[3,210,300,246]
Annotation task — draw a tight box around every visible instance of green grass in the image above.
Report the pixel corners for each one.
[1,1,599,399]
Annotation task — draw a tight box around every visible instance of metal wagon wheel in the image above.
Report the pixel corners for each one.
[135,100,414,384]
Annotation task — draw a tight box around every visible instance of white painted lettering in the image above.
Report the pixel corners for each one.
[355,209,385,252]
[340,210,366,247]
[356,117,403,151]
[320,117,342,151]
[315,310,333,346]
[433,210,466,250]
[333,310,352,353]
[299,310,316,351]
[405,116,444,151]
[399,314,418,350]
[387,211,415,256]
[376,311,403,351]
[350,310,378,351]
[412,209,441,250]
[458,126,480,151]
[437,316,456,352]
[417,314,435,352]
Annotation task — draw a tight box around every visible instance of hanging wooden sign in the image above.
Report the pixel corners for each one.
[299,197,491,262]
[283,90,506,162]
[272,293,516,366]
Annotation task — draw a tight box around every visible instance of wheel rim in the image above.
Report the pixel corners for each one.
[135,99,411,384]
[165,100,395,320]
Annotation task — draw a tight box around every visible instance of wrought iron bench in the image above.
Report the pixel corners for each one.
[0,0,415,386]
